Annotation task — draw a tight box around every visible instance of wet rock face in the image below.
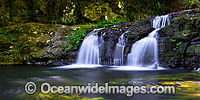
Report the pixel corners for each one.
[158,8,200,69]
[124,24,155,58]
[42,26,67,58]
[100,27,123,64]
[31,26,80,65]
[98,17,155,65]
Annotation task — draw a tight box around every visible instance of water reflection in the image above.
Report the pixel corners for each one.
[0,65,198,100]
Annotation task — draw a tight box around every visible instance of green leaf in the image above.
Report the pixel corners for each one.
[11,38,16,41]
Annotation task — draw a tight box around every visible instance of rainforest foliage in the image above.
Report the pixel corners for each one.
[1,0,199,27]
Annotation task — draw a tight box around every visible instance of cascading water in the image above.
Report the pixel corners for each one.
[76,14,169,67]
[113,33,125,66]
[113,31,128,66]
[77,29,102,64]
[153,15,170,29]
[127,14,170,67]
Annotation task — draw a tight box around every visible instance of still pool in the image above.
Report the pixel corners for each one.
[0,65,199,100]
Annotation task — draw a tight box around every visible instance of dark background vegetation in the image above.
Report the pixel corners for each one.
[0,0,199,27]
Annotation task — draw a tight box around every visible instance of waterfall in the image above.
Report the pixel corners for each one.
[153,15,170,29]
[76,14,169,66]
[127,14,170,67]
[77,29,102,64]
[113,31,128,66]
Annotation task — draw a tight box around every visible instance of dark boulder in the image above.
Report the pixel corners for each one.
[158,8,200,69]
